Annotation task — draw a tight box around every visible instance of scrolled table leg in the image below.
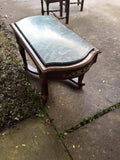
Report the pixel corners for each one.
[38,70,48,104]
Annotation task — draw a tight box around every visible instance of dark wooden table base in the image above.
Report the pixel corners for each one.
[10,17,100,104]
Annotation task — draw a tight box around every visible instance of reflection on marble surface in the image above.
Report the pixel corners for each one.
[15,16,94,66]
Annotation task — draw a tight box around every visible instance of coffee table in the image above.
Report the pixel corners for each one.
[10,15,100,103]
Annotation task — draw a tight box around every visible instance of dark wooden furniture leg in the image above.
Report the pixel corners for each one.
[78,74,85,87]
[46,3,49,15]
[66,0,69,24]
[60,1,63,17]
[41,0,69,24]
[17,37,38,74]
[80,0,84,11]
[17,36,48,102]
[17,39,28,70]
[77,0,80,6]
[38,72,48,103]
[41,0,44,15]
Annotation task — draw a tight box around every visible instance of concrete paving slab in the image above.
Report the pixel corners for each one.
[45,0,120,131]
[63,108,120,160]
[0,117,71,160]
[0,0,41,27]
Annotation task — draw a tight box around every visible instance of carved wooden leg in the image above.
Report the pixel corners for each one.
[38,71,48,103]
[46,3,49,15]
[41,0,44,15]
[80,0,84,11]
[65,0,70,24]
[78,74,85,88]
[17,40,28,70]
[60,1,63,17]
[41,77,48,103]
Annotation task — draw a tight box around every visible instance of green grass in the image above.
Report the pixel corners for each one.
[58,103,120,137]
[0,29,43,132]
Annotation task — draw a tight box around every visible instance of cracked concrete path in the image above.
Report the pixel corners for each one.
[0,117,71,160]
[63,108,120,160]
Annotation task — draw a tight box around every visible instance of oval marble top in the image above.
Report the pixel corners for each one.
[15,16,94,66]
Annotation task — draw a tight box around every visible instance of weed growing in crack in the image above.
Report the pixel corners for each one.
[58,103,120,137]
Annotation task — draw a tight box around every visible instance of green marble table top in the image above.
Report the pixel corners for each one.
[15,16,94,66]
